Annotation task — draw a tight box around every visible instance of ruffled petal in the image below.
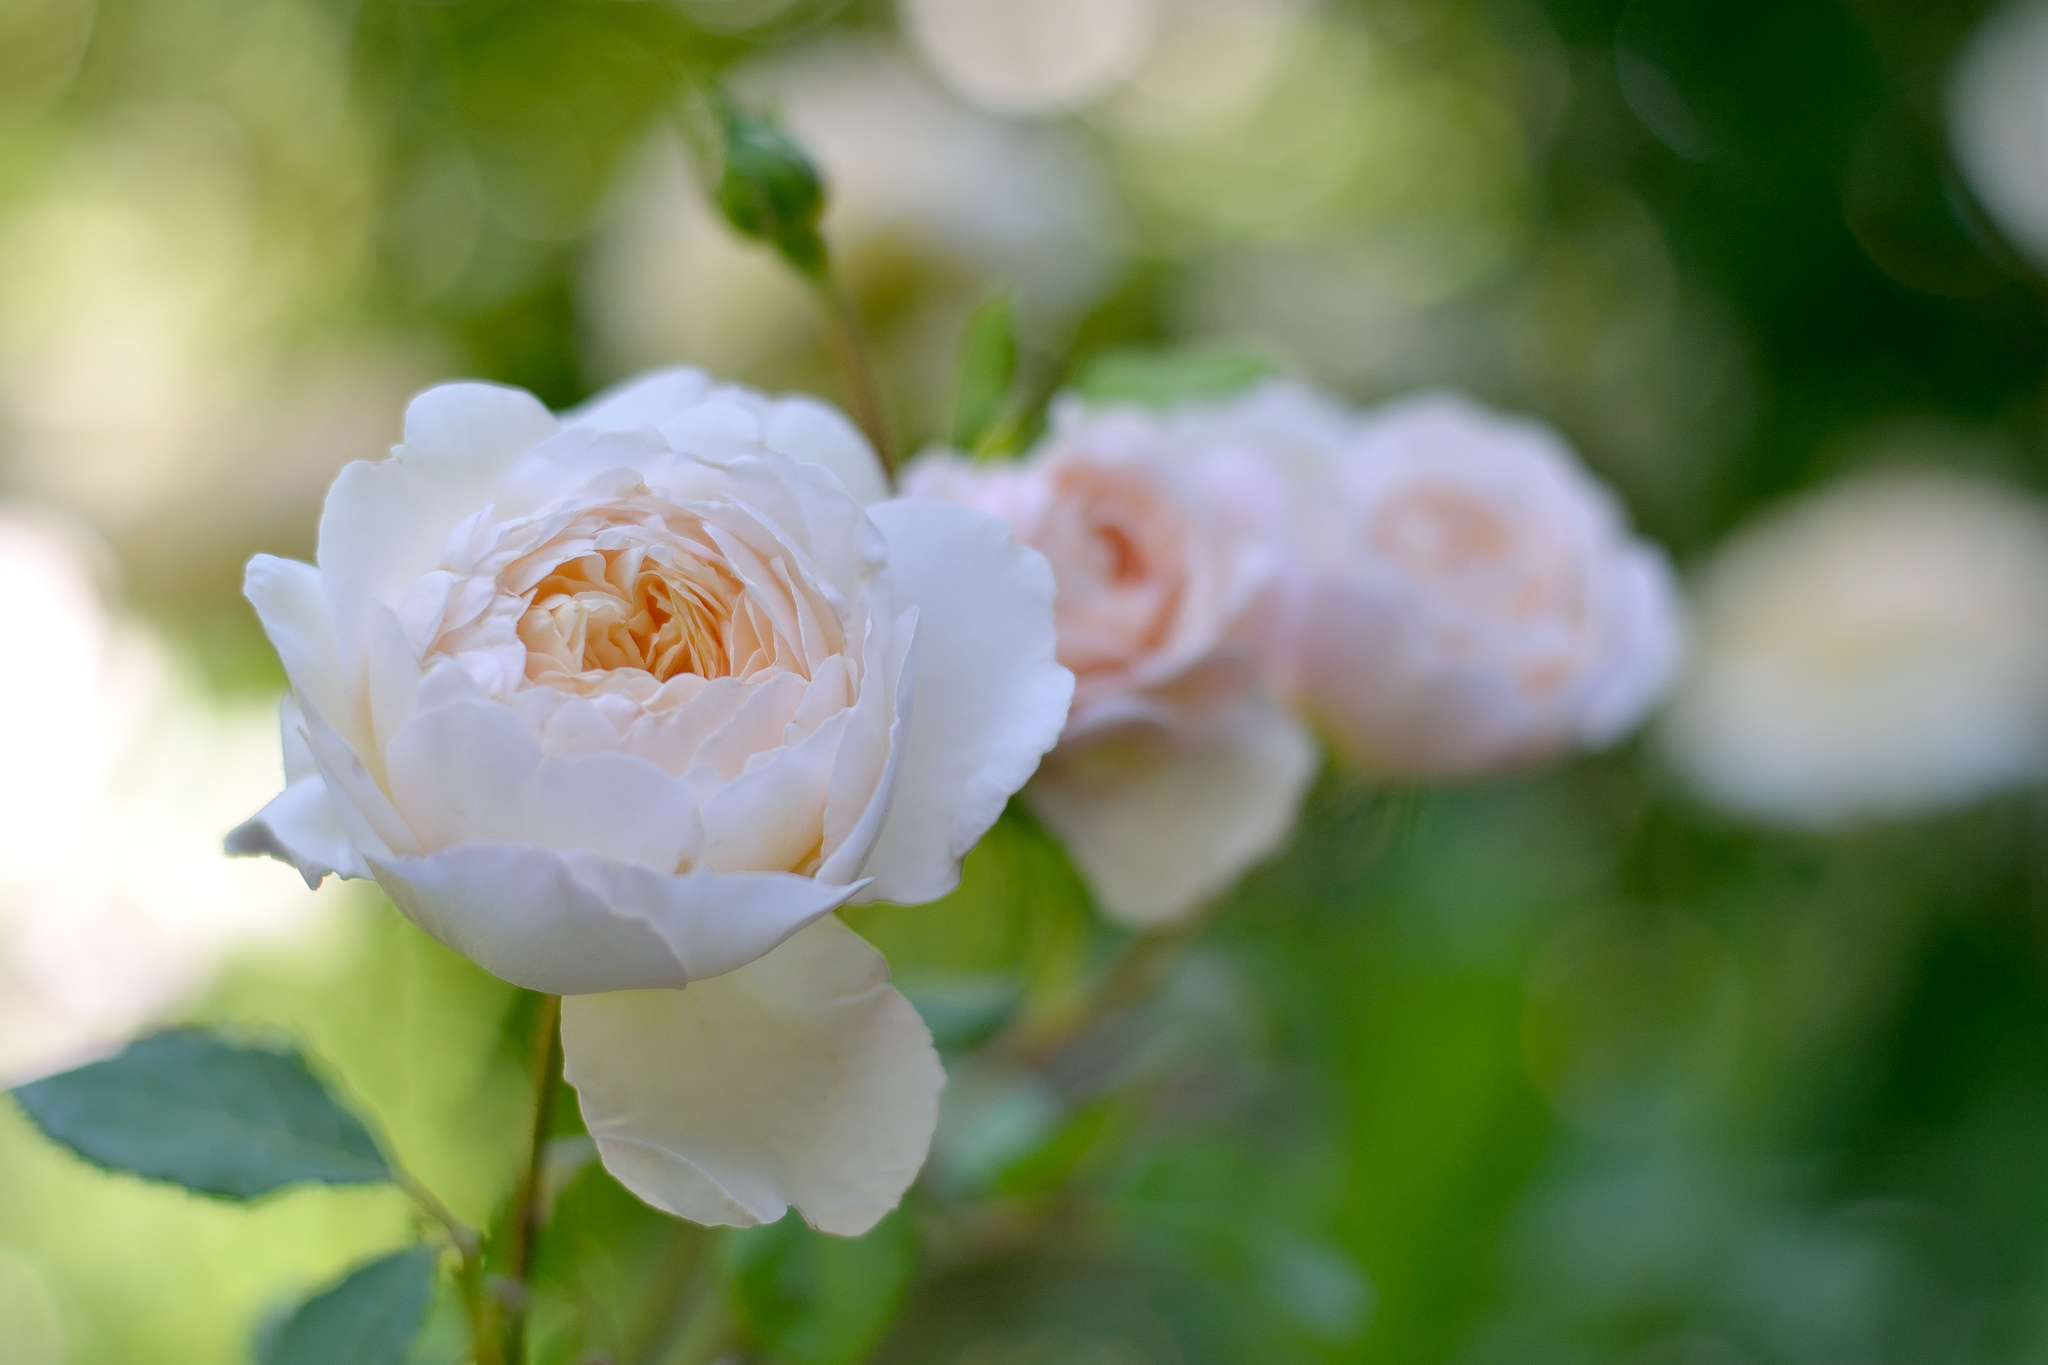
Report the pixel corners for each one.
[560,915,942,1235]
[857,499,1073,904]
[318,382,557,658]
[225,776,369,887]
[368,843,853,994]
[1027,701,1316,928]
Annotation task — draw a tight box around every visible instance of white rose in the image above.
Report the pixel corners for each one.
[1265,389,1682,777]
[1661,470,2048,827]
[227,368,1073,1234]
[905,398,1314,927]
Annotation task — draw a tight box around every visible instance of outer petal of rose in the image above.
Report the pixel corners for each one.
[227,696,370,884]
[1283,577,1537,778]
[1027,701,1317,929]
[367,843,855,994]
[560,915,942,1235]
[1578,545,1686,746]
[318,382,557,650]
[758,396,889,505]
[857,499,1074,904]
[243,555,352,749]
[564,367,713,432]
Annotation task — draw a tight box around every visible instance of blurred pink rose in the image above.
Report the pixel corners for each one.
[1267,390,1682,778]
[907,399,1314,926]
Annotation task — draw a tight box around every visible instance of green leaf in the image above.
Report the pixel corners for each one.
[1074,346,1278,407]
[258,1245,441,1365]
[952,292,1018,454]
[10,1028,392,1198]
[696,88,829,281]
[725,1209,917,1365]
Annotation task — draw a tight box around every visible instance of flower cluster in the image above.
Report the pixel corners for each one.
[230,367,1681,1237]
[909,380,1684,927]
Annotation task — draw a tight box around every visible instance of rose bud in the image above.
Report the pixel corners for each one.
[905,398,1316,928]
[1265,388,1682,779]
[1662,469,2048,827]
[227,368,1073,1234]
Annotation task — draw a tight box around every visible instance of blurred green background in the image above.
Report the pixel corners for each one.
[5,0,2048,1361]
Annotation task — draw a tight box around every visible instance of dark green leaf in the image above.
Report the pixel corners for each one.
[10,1028,391,1198]
[726,1209,917,1365]
[952,292,1018,454]
[258,1245,440,1365]
[1073,346,1278,408]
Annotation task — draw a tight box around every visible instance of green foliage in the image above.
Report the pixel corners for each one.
[1072,346,1278,408]
[10,1030,392,1200]
[257,1245,441,1365]
[951,292,1019,455]
[725,1210,918,1365]
[527,1157,716,1365]
[845,807,1094,1048]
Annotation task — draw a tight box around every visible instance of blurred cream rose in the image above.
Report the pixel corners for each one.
[1661,470,2048,827]
[1950,0,2048,274]
[228,368,1073,1234]
[1264,389,1682,777]
[906,399,1314,927]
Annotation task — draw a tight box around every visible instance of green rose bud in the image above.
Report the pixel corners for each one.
[709,93,829,282]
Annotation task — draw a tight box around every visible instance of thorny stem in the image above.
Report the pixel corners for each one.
[812,277,895,482]
[502,992,564,1364]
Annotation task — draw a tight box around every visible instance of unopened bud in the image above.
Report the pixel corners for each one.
[708,94,829,281]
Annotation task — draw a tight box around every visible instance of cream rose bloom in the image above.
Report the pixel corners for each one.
[1260,388,1682,777]
[1662,470,2048,827]
[227,368,1072,1234]
[905,399,1314,927]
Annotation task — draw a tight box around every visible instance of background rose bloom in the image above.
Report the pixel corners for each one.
[1266,389,1683,779]
[228,368,1073,1234]
[1661,469,2048,828]
[906,399,1314,927]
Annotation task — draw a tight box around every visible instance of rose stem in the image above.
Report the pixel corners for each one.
[502,991,564,1363]
[396,1169,499,1365]
[812,276,895,482]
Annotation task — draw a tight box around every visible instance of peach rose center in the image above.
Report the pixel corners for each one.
[520,545,742,685]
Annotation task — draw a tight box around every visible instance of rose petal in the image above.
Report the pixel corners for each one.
[760,396,889,505]
[857,499,1073,904]
[1577,544,1685,745]
[384,700,702,872]
[1027,700,1316,928]
[565,367,714,432]
[369,843,854,994]
[561,915,942,1235]
[243,555,351,749]
[225,776,368,887]
[319,382,558,660]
